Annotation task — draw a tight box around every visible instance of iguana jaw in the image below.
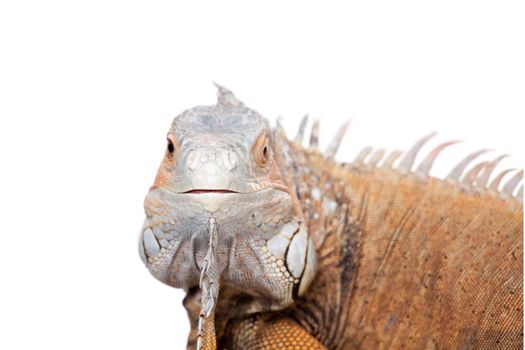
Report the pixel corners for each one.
[139,184,316,310]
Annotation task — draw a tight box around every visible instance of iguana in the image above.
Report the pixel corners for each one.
[139,84,523,349]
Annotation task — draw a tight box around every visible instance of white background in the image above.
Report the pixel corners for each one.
[0,1,523,349]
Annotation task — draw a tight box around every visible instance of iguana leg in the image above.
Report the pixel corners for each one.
[222,314,327,350]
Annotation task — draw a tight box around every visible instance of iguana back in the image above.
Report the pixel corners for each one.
[286,144,523,349]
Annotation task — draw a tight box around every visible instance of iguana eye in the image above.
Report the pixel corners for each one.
[166,134,178,161]
[254,133,270,167]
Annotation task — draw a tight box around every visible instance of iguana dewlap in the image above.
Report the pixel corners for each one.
[139,85,523,349]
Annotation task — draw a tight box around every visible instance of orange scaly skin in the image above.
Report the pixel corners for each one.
[213,142,523,349]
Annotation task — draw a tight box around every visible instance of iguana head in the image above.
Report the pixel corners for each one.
[139,85,317,315]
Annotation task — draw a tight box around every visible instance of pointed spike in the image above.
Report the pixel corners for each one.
[309,119,320,149]
[516,185,523,202]
[398,132,437,172]
[462,161,490,188]
[274,117,287,139]
[446,149,491,182]
[477,154,509,188]
[382,150,403,168]
[489,168,516,192]
[295,115,309,143]
[368,148,386,168]
[276,116,285,131]
[502,170,523,196]
[325,120,351,160]
[353,146,373,166]
[416,140,461,178]
[213,82,244,108]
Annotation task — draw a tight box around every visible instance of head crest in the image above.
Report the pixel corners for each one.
[214,82,244,108]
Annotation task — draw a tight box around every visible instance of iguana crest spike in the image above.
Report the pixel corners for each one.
[214,82,244,108]
[295,114,309,143]
[478,154,509,188]
[415,140,461,178]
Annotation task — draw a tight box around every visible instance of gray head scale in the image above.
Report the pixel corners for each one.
[139,84,317,319]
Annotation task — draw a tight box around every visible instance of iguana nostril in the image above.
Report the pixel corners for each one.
[187,151,199,171]
[223,151,237,171]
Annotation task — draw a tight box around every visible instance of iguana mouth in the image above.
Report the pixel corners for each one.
[184,189,238,194]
